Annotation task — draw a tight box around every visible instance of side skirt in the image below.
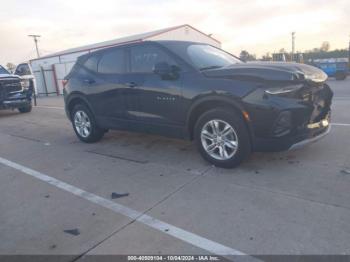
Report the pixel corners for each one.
[96,116,189,140]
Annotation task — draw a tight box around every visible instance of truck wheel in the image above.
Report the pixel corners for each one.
[335,71,346,81]
[71,104,104,143]
[194,108,251,168]
[18,104,32,113]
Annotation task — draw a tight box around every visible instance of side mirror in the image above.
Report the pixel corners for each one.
[153,62,179,80]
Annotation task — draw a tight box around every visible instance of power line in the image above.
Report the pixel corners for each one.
[28,34,41,58]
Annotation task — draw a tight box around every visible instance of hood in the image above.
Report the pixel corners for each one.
[18,74,34,80]
[203,62,328,83]
[0,74,21,80]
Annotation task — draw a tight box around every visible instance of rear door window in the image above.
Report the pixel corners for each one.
[129,45,176,73]
[98,49,125,74]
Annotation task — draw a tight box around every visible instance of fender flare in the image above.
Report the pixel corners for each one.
[186,95,254,142]
[65,92,95,120]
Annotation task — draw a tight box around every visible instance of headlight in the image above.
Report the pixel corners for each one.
[20,79,30,89]
[265,84,303,95]
[304,72,327,83]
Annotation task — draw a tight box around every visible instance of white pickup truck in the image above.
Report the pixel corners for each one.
[14,62,36,92]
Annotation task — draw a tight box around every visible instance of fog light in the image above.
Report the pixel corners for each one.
[321,119,329,127]
[273,111,292,137]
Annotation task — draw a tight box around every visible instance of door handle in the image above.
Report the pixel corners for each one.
[84,79,95,84]
[125,82,137,88]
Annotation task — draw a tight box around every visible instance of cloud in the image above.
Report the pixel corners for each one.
[0,0,349,65]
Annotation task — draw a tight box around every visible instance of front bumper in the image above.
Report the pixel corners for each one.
[0,91,32,109]
[253,116,331,152]
[243,80,333,152]
[289,125,330,150]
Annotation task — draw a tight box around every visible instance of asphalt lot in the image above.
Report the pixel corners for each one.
[0,78,350,260]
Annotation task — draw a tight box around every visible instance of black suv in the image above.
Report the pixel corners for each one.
[0,65,33,113]
[64,41,333,168]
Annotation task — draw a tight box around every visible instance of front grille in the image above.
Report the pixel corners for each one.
[0,79,22,100]
[3,80,22,92]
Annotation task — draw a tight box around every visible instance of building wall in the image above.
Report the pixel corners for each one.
[31,57,60,95]
[30,51,89,95]
[54,62,76,94]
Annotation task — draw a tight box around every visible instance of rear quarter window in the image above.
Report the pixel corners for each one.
[83,55,99,72]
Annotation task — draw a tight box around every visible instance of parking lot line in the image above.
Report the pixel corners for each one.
[333,96,350,100]
[35,105,64,109]
[0,156,260,259]
[331,123,350,126]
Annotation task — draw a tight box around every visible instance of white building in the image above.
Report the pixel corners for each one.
[30,24,221,96]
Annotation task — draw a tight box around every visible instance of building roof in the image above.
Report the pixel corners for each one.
[31,24,220,61]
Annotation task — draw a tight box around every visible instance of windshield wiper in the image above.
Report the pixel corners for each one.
[199,65,223,71]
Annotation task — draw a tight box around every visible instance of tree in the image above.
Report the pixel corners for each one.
[320,41,330,52]
[6,63,16,73]
[279,48,286,53]
[239,50,256,62]
[303,48,348,61]
[239,50,249,61]
[261,52,272,61]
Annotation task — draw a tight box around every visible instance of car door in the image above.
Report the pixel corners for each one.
[85,48,127,125]
[121,43,184,127]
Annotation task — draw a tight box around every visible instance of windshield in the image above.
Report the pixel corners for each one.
[187,44,242,70]
[0,65,10,74]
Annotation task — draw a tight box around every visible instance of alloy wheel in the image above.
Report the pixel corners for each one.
[200,119,239,160]
[74,110,91,138]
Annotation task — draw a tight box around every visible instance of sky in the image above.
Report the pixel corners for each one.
[0,0,349,66]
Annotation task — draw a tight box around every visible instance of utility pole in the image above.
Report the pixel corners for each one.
[28,34,41,58]
[291,32,295,62]
[348,34,350,70]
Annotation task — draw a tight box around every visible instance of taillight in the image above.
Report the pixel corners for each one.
[62,79,68,88]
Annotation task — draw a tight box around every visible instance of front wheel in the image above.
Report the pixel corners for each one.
[194,108,251,168]
[71,104,104,143]
[18,103,32,113]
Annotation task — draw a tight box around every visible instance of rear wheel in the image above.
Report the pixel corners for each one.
[194,108,251,168]
[71,104,104,143]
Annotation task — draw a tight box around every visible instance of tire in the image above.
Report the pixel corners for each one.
[194,108,251,168]
[18,103,32,113]
[71,103,104,143]
[335,71,346,81]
